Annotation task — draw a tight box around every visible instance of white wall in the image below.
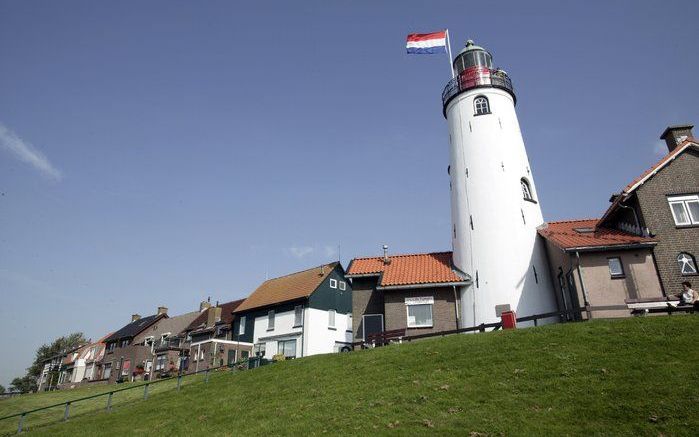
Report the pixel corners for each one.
[252,307,302,360]
[304,308,353,356]
[252,306,354,359]
[446,88,558,326]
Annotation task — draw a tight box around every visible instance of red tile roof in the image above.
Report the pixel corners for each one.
[538,219,656,250]
[347,251,468,287]
[234,262,339,313]
[185,299,245,332]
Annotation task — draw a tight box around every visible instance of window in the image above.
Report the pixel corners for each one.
[328,310,336,329]
[608,257,624,278]
[668,195,699,226]
[474,95,490,115]
[677,253,698,275]
[329,278,338,289]
[107,342,116,352]
[103,363,112,379]
[521,178,533,201]
[405,297,434,328]
[277,339,297,358]
[294,305,303,327]
[238,316,246,335]
[267,310,275,330]
[339,281,346,291]
[155,354,168,371]
[119,339,130,348]
[254,343,266,357]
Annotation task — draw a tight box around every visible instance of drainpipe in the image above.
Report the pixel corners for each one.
[452,285,461,329]
[575,251,592,319]
[195,344,201,373]
[300,304,306,358]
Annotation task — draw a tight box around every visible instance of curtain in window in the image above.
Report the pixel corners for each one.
[407,304,433,327]
[278,340,296,358]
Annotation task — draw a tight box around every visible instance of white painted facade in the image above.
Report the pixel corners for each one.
[251,306,352,359]
[445,47,557,326]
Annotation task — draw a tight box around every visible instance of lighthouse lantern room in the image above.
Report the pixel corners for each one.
[443,40,557,327]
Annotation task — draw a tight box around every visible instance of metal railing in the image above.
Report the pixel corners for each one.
[441,72,515,114]
[0,363,238,434]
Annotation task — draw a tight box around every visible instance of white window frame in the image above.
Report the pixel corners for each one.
[405,296,434,328]
[238,316,246,335]
[677,252,698,276]
[328,309,336,328]
[277,339,297,358]
[668,195,699,226]
[339,281,346,291]
[329,278,338,289]
[267,310,275,331]
[474,95,490,115]
[294,305,303,327]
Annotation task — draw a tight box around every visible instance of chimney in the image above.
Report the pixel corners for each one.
[199,300,211,312]
[383,245,391,265]
[207,306,222,327]
[660,124,693,152]
[131,314,141,322]
[157,306,168,316]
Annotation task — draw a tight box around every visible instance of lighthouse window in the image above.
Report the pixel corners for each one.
[521,178,534,201]
[677,252,697,275]
[474,96,490,115]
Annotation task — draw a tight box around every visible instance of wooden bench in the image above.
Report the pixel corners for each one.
[625,297,696,315]
[366,329,406,347]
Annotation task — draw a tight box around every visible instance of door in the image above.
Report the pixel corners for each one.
[227,349,237,365]
[362,314,384,341]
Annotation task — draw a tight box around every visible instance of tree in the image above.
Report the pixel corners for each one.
[0,384,5,394]
[10,376,35,393]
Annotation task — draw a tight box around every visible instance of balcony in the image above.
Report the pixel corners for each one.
[441,70,515,116]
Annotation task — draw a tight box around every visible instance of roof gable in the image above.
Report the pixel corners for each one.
[599,139,699,226]
[347,251,468,288]
[234,262,340,313]
[539,219,655,251]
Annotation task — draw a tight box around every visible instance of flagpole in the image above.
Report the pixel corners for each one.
[446,29,454,78]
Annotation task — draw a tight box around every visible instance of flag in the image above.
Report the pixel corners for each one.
[406,31,447,54]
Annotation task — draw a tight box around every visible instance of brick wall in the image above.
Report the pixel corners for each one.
[351,277,384,341]
[636,149,699,296]
[383,287,458,336]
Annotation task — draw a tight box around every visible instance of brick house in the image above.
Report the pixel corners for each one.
[233,262,353,359]
[597,125,699,297]
[538,219,663,319]
[103,307,199,382]
[182,299,253,372]
[346,250,470,342]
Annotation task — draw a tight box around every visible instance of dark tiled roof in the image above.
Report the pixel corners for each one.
[234,263,339,313]
[538,219,655,250]
[347,251,468,287]
[185,299,245,332]
[104,314,165,342]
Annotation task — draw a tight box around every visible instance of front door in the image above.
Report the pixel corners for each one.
[362,314,384,341]
[227,349,237,365]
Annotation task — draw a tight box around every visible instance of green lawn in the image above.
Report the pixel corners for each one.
[5,316,699,436]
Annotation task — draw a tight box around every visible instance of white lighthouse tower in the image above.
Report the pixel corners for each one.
[443,40,557,327]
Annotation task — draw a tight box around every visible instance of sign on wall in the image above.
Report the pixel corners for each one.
[404,296,434,305]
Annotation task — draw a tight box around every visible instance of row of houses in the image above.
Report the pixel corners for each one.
[38,125,697,391]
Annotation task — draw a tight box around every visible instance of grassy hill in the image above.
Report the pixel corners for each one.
[4,315,698,435]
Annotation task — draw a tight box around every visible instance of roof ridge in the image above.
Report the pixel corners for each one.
[263,261,339,282]
[546,218,599,224]
[351,251,452,261]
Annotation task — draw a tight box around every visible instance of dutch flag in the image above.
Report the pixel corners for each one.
[406,31,447,54]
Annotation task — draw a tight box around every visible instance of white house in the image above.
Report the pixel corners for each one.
[232,262,353,359]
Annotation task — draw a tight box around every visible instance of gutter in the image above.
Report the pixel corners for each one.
[563,242,656,252]
[377,281,471,291]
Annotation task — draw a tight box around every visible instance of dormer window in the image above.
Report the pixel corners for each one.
[474,96,490,115]
[521,178,534,201]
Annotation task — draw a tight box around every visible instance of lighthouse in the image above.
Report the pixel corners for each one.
[443,40,557,327]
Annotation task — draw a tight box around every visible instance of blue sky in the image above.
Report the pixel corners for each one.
[1,0,698,386]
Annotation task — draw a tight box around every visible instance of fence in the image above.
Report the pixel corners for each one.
[0,363,235,435]
[353,303,696,348]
